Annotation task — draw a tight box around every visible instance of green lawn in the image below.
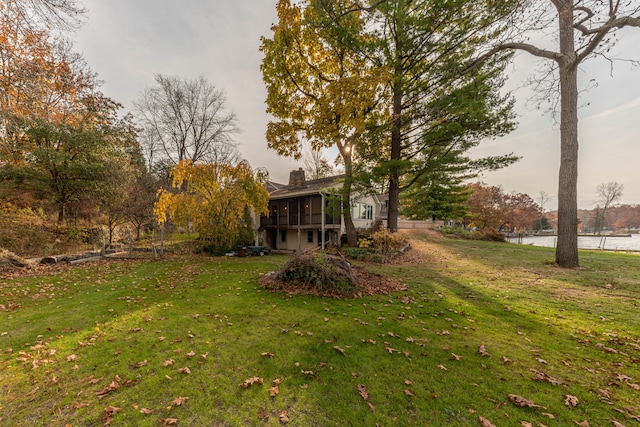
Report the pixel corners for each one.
[1,232,639,426]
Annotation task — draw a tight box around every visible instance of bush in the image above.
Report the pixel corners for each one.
[342,227,409,263]
[341,247,369,260]
[473,228,506,242]
[367,227,408,253]
[440,226,474,239]
[197,243,229,257]
[440,226,505,242]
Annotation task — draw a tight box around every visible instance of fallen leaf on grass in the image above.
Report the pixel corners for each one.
[573,421,589,426]
[239,376,264,388]
[531,369,564,385]
[357,384,369,400]
[66,354,77,362]
[629,383,640,390]
[134,360,147,368]
[140,408,154,415]
[405,379,412,385]
[161,418,178,426]
[565,395,579,408]
[451,353,462,361]
[261,352,275,358]
[278,410,289,424]
[257,410,270,420]
[479,416,496,427]
[186,351,196,358]
[81,375,103,384]
[404,389,414,396]
[614,407,640,422]
[269,385,279,397]
[541,412,556,419]
[367,402,375,412]
[163,359,174,367]
[612,421,627,427]
[509,394,541,408]
[95,381,120,398]
[595,343,618,354]
[478,345,490,357]
[170,396,189,406]
[103,406,121,426]
[438,364,447,370]
[333,346,346,356]
[521,422,533,427]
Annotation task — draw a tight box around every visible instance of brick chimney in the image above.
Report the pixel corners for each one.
[289,168,306,186]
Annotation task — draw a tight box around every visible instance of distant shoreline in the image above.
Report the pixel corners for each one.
[506,233,633,238]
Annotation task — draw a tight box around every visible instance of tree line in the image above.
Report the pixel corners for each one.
[261,0,640,267]
[1,0,638,266]
[0,0,263,252]
[464,182,640,235]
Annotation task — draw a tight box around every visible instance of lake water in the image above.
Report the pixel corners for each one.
[506,234,640,252]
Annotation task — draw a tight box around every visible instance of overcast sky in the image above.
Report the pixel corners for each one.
[72,1,640,210]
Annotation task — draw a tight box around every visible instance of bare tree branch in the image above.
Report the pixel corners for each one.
[4,0,87,31]
[134,75,240,167]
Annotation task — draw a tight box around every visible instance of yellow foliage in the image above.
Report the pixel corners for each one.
[154,161,269,249]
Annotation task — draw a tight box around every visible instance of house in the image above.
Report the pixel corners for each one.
[258,169,384,252]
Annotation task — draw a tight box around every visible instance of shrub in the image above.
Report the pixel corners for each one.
[341,247,369,260]
[441,226,505,242]
[440,226,474,239]
[343,227,409,263]
[364,227,408,254]
[473,228,506,242]
[197,243,229,257]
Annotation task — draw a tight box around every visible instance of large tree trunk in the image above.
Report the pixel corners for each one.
[57,202,65,223]
[342,153,358,247]
[555,0,579,268]
[388,38,404,233]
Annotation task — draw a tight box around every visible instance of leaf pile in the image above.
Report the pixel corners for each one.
[258,249,405,298]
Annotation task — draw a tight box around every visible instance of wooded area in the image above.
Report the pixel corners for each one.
[0,0,638,267]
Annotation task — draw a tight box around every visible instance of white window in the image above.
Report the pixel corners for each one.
[352,202,373,220]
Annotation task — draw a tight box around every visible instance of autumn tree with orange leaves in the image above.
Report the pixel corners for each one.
[0,3,140,223]
[467,183,541,232]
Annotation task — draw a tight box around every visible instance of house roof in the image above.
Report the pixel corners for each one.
[268,174,346,200]
[266,181,285,193]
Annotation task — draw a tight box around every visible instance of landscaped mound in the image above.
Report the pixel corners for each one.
[258,249,406,298]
